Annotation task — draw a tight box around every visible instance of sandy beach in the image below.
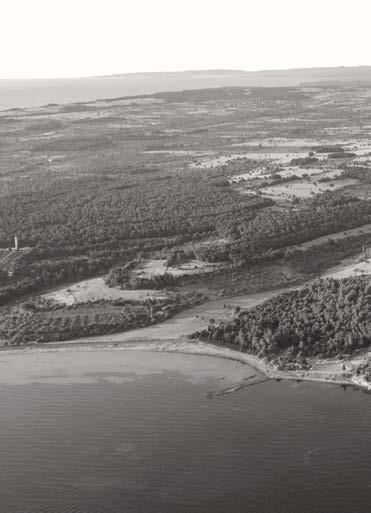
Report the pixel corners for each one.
[2,278,370,392]
[2,338,370,392]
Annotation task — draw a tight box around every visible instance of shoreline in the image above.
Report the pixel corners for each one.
[3,338,371,393]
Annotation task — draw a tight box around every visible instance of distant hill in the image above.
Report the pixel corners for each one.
[1,66,370,110]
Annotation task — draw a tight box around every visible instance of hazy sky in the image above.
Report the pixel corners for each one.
[2,0,370,79]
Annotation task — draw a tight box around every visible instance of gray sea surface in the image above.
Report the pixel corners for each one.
[0,351,370,513]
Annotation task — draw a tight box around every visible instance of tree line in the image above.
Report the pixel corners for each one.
[191,277,370,370]
[0,291,203,345]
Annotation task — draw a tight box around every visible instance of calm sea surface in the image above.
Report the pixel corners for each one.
[0,351,370,513]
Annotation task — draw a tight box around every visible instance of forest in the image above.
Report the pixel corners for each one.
[286,233,371,275]
[0,172,272,252]
[191,277,371,369]
[224,193,371,264]
[340,165,371,182]
[0,171,272,302]
[1,187,369,304]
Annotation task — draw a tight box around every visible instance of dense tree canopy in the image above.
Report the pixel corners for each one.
[192,277,370,368]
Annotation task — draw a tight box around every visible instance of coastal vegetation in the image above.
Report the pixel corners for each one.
[191,276,370,371]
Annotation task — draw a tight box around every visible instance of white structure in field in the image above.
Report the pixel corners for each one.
[14,236,19,251]
[362,244,370,258]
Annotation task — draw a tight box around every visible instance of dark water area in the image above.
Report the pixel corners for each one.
[0,352,370,513]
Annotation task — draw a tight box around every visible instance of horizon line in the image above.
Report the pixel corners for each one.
[1,64,371,82]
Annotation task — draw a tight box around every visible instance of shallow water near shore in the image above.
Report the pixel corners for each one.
[1,351,370,513]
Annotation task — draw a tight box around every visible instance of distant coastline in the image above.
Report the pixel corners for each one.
[1,65,371,110]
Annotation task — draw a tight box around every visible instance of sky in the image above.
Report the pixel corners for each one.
[1,0,370,79]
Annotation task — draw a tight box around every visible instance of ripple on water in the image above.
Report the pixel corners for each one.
[0,351,370,513]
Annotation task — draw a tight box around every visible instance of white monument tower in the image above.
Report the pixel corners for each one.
[14,236,19,251]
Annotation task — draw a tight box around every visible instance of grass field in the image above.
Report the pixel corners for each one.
[45,277,166,305]
[259,178,357,201]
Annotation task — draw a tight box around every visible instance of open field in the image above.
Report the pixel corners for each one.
[259,177,357,200]
[189,151,311,169]
[321,259,371,279]
[129,258,223,280]
[45,277,166,305]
